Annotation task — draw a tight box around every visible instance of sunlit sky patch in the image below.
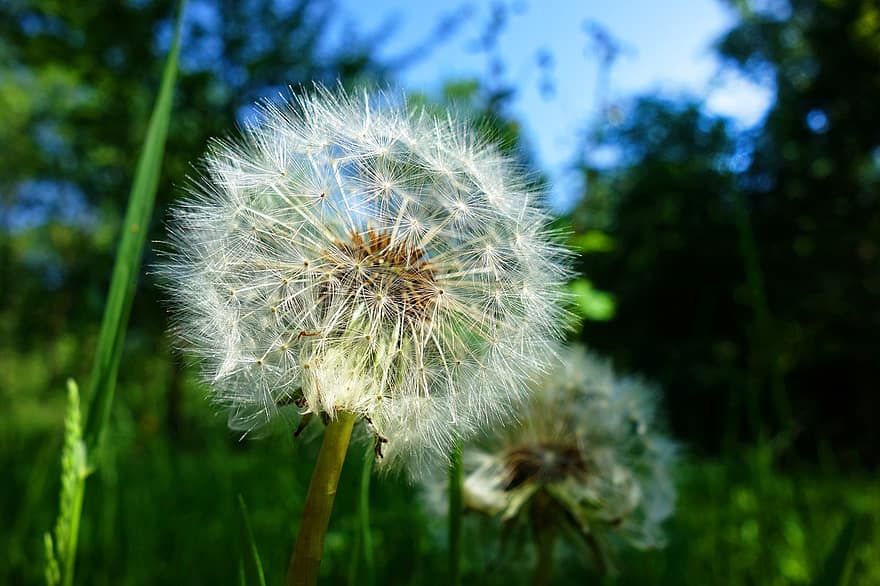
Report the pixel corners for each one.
[334,0,775,210]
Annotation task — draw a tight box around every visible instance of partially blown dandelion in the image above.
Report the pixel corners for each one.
[462,346,677,576]
[158,85,569,584]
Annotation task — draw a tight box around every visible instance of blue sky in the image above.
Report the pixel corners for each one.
[334,0,774,209]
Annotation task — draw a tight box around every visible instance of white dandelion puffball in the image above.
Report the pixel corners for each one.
[463,346,678,552]
[159,86,570,469]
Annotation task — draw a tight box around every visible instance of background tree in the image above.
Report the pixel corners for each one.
[717,0,880,464]
[574,0,880,463]
[573,98,751,452]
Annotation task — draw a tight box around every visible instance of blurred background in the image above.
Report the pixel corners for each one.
[1,0,878,584]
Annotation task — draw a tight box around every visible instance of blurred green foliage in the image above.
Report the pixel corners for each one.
[2,0,879,584]
[575,0,880,463]
[4,371,878,584]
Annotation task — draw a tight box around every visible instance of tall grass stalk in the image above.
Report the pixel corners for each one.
[359,442,375,585]
[732,193,791,436]
[82,2,184,455]
[44,5,184,585]
[237,494,267,586]
[816,517,858,586]
[449,441,464,586]
[347,442,375,586]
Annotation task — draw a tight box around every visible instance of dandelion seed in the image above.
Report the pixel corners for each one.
[461,346,678,569]
[158,85,570,471]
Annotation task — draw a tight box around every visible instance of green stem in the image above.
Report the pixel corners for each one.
[448,441,463,586]
[732,192,792,435]
[287,411,357,586]
[359,442,374,585]
[533,524,556,586]
[584,531,608,576]
[237,494,266,586]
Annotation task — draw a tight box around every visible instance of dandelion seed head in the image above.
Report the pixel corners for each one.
[462,346,678,550]
[158,85,570,470]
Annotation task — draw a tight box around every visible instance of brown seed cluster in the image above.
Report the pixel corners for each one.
[325,229,439,325]
[502,442,587,491]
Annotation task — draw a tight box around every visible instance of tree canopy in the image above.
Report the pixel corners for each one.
[575,0,880,463]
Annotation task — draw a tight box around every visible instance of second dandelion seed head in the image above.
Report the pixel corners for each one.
[463,346,678,556]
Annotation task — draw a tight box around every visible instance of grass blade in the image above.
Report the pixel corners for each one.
[814,517,858,586]
[237,494,267,586]
[449,441,463,586]
[360,442,375,585]
[83,1,185,455]
[43,6,185,586]
[347,443,375,586]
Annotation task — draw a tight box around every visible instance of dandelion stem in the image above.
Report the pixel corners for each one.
[448,440,464,586]
[533,523,556,586]
[584,531,608,576]
[531,491,558,586]
[287,410,356,586]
